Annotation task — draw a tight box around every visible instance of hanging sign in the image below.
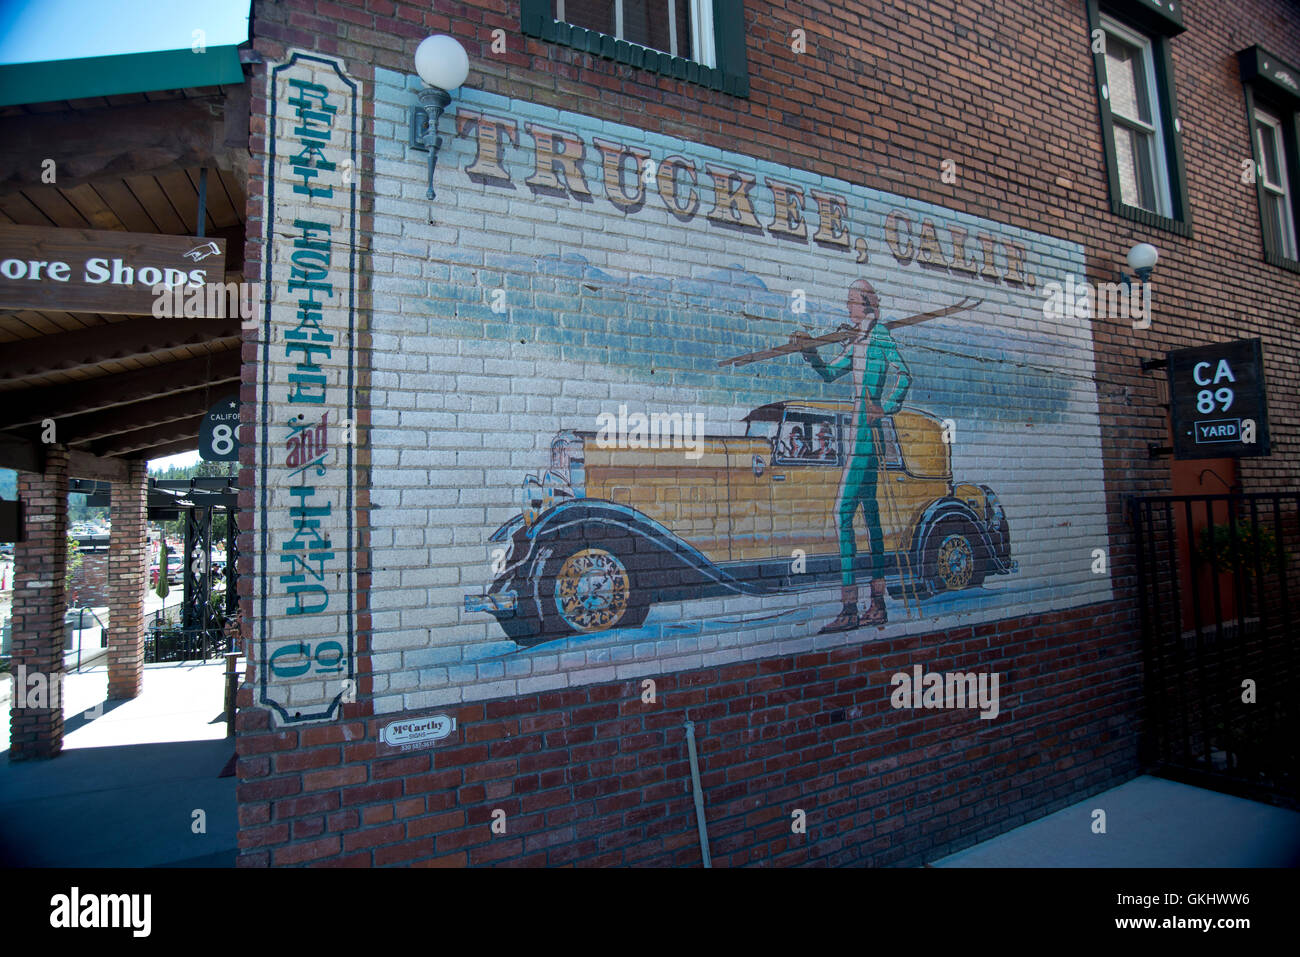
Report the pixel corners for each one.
[1167,337,1271,459]
[0,224,226,315]
[199,395,240,461]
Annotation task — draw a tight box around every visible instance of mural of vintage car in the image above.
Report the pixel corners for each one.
[464,401,1018,645]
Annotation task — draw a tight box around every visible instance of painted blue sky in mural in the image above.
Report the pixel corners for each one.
[426,251,1073,423]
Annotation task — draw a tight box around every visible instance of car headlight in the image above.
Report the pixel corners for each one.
[550,433,585,498]
[521,475,544,527]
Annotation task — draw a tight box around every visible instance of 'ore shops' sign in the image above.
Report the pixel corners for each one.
[1167,337,1271,459]
[256,51,360,725]
[0,224,225,315]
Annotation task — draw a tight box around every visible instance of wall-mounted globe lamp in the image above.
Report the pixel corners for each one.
[409,35,470,212]
[1120,241,1159,291]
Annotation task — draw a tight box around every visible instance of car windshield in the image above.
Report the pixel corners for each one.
[776,410,841,465]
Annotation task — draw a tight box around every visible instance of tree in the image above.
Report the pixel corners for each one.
[149,460,235,481]
[68,491,107,524]
[155,541,170,600]
[66,537,84,604]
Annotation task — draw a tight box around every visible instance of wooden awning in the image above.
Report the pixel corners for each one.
[0,79,248,476]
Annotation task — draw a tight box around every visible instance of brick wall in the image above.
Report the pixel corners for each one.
[107,461,148,700]
[235,0,1300,866]
[236,602,1135,867]
[68,551,107,609]
[9,446,68,761]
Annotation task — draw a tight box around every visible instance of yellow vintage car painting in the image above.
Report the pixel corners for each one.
[465,401,1018,645]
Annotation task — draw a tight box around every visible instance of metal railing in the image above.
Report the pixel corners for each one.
[64,606,109,672]
[144,617,235,663]
[1130,492,1299,804]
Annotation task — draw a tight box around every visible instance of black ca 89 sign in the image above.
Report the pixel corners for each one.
[1167,338,1271,460]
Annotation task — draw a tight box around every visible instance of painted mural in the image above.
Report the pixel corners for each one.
[366,70,1111,710]
[463,280,1018,644]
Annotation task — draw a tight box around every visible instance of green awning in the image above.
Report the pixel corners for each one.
[0,45,244,107]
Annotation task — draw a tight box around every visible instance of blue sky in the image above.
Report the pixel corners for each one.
[0,0,249,65]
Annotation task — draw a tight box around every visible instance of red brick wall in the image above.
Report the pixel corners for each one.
[235,0,1300,865]
[107,461,148,700]
[9,446,68,761]
[236,603,1134,867]
[68,551,108,609]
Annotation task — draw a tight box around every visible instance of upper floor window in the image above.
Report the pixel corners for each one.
[1101,16,1172,215]
[554,1,715,66]
[1254,105,1298,261]
[522,0,748,96]
[1086,0,1191,236]
[1238,45,1300,272]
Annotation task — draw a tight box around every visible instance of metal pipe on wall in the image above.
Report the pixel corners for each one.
[684,718,712,868]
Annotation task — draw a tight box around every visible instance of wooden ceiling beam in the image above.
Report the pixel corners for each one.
[67,448,128,483]
[90,414,204,457]
[64,386,222,444]
[0,317,239,383]
[0,349,240,428]
[0,430,42,473]
[0,94,247,196]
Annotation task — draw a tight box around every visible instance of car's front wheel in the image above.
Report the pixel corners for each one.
[552,546,647,634]
[925,518,987,592]
[506,540,650,647]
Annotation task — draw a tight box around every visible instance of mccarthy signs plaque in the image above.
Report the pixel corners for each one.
[1167,337,1271,459]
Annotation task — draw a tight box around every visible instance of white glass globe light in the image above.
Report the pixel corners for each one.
[415,35,469,91]
[1126,242,1159,273]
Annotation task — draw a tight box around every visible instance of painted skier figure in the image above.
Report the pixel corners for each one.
[793,279,912,633]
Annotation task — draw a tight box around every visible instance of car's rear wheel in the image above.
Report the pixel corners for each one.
[925,518,987,592]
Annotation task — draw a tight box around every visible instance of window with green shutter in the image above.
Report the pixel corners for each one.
[1238,45,1300,274]
[521,0,749,97]
[1085,0,1193,237]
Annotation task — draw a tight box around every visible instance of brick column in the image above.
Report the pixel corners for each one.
[9,447,69,761]
[107,460,148,700]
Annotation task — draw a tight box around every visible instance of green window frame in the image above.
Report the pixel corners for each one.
[1238,45,1300,275]
[521,0,749,97]
[1085,0,1193,237]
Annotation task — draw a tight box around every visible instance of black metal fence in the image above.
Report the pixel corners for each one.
[145,508,239,664]
[1130,492,1299,805]
[144,622,232,663]
[144,593,234,663]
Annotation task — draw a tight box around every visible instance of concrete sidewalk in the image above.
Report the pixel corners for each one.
[0,661,237,867]
[933,775,1300,867]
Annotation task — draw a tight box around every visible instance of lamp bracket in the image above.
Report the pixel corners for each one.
[409,87,454,207]
[409,87,452,152]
